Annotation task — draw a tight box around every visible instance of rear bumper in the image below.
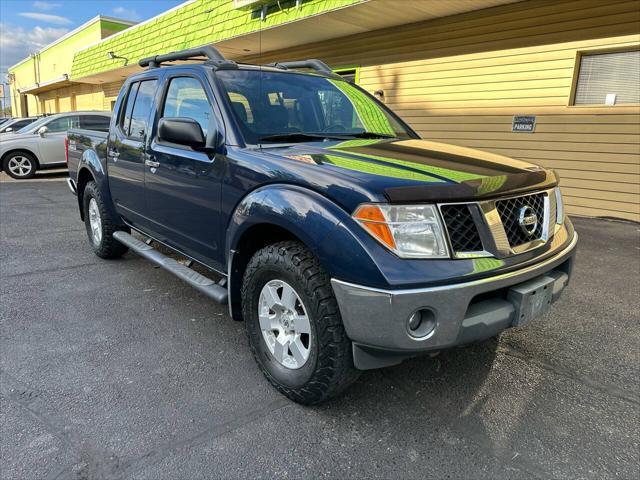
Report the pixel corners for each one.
[331,233,577,370]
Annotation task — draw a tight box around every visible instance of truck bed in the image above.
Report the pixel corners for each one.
[67,128,108,181]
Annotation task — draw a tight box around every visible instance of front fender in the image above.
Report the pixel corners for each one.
[226,184,388,319]
[75,150,121,225]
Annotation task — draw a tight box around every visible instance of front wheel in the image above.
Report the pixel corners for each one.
[3,151,37,179]
[242,241,360,405]
[83,181,129,259]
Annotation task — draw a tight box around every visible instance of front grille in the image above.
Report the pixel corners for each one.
[441,204,483,252]
[495,193,545,247]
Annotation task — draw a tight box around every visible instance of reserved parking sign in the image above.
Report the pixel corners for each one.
[512,115,536,133]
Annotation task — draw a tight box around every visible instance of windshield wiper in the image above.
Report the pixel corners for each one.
[259,133,347,143]
[343,132,397,139]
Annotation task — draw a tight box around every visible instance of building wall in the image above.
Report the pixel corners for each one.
[35,81,124,114]
[9,18,131,117]
[8,0,639,221]
[243,0,640,221]
[70,0,365,79]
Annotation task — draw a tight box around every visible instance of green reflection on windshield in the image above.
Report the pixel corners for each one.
[328,80,395,136]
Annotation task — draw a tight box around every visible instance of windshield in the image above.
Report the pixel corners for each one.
[215,70,413,144]
[17,116,49,134]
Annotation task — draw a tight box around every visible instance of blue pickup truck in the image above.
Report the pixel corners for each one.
[66,47,577,404]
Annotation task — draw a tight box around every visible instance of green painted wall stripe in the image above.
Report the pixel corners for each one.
[71,0,364,79]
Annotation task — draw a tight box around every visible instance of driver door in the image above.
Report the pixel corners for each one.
[144,73,225,270]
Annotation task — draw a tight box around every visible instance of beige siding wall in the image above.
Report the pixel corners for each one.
[245,0,640,221]
[35,81,124,114]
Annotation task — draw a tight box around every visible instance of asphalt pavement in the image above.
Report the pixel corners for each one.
[1,173,639,479]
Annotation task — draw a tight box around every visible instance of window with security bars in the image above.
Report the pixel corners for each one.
[573,50,640,105]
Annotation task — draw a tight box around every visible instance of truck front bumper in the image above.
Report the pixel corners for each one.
[331,233,578,370]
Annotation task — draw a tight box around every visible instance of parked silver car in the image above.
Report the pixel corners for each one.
[0,111,111,179]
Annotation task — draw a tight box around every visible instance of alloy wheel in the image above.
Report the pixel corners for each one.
[258,279,312,369]
[88,198,103,245]
[7,156,33,177]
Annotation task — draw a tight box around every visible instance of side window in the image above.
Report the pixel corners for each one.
[81,115,111,132]
[120,82,139,135]
[162,77,213,136]
[46,115,79,133]
[14,120,31,129]
[129,80,158,140]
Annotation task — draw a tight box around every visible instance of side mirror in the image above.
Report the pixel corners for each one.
[158,117,205,149]
[37,126,48,137]
[5,127,12,132]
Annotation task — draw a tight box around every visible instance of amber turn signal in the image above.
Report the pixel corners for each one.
[353,205,396,250]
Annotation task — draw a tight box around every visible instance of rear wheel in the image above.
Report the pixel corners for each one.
[3,151,37,179]
[83,181,129,259]
[242,241,359,405]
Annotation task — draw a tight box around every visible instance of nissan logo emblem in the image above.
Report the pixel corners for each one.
[518,206,538,236]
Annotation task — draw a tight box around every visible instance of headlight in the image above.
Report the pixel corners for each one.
[353,204,449,258]
[554,187,564,224]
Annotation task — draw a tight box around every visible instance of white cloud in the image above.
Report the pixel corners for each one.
[33,1,62,10]
[18,12,72,25]
[1,23,69,78]
[113,6,140,21]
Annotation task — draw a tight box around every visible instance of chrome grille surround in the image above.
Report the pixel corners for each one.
[495,193,545,247]
[439,189,558,259]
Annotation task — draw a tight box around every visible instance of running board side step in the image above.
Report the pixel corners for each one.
[113,231,228,304]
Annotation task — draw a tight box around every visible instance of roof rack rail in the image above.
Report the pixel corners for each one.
[268,59,339,78]
[139,46,236,69]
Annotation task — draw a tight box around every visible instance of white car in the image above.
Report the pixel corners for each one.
[0,111,111,179]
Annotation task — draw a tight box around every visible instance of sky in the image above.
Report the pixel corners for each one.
[0,0,184,90]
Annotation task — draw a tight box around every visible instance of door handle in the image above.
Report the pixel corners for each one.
[145,159,160,168]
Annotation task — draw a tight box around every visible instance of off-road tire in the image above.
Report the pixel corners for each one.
[83,181,129,259]
[242,241,360,405]
[3,151,37,179]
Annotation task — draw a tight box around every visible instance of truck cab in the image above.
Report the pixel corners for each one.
[67,47,577,405]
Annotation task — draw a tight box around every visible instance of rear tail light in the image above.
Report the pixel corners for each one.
[64,136,69,165]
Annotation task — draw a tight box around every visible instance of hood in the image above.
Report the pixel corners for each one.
[0,132,35,143]
[270,138,557,203]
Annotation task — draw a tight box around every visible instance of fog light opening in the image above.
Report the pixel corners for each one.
[407,308,436,338]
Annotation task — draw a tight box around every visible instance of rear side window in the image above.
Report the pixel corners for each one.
[12,119,32,129]
[120,82,138,135]
[80,115,111,132]
[46,115,79,133]
[162,77,213,136]
[129,80,158,140]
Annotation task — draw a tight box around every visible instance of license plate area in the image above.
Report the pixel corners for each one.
[508,275,555,327]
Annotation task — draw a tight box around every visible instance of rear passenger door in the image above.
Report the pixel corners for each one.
[108,79,158,227]
[39,115,79,164]
[144,73,224,269]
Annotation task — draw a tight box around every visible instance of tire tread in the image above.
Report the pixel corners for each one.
[84,181,128,259]
[241,241,359,405]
